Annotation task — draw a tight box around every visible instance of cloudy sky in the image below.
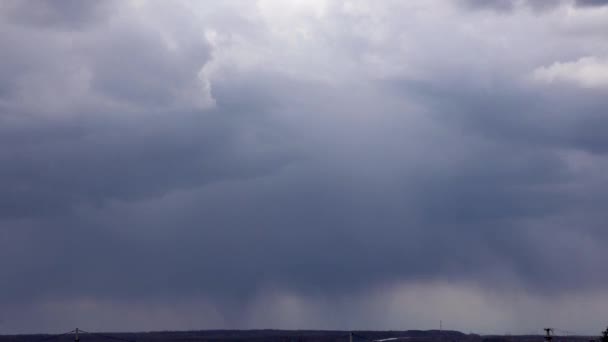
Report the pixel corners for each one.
[2,0,608,335]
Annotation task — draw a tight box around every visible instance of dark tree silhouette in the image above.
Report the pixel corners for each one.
[600,327,608,342]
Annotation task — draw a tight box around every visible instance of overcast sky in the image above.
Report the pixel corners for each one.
[2,0,608,335]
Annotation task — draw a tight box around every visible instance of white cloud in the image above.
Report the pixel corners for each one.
[533,56,608,88]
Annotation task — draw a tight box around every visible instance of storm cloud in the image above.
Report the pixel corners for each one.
[1,0,608,335]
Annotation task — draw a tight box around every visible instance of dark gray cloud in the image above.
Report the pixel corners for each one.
[460,0,517,11]
[576,0,608,7]
[0,0,115,29]
[2,0,608,335]
[0,111,289,218]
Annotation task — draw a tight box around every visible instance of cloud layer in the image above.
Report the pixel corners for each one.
[2,0,608,335]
